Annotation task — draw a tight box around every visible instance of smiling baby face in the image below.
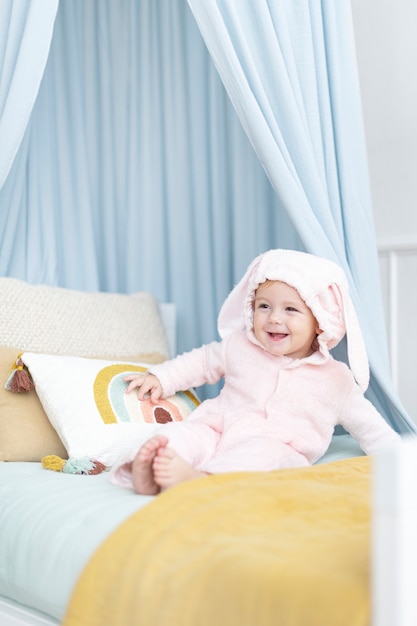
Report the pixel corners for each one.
[252,280,320,360]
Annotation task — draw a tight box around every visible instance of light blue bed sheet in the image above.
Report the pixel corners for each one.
[0,434,364,622]
[0,462,152,621]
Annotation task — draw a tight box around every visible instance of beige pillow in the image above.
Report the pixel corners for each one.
[0,346,67,461]
[0,278,170,461]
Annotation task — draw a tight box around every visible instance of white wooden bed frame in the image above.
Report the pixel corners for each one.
[0,598,57,626]
[372,436,417,626]
[158,302,177,358]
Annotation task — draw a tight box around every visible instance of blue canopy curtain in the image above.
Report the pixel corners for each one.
[186,0,415,429]
[0,0,296,358]
[0,0,413,430]
[0,0,58,187]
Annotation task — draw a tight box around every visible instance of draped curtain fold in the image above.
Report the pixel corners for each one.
[0,0,58,188]
[187,0,414,431]
[0,0,413,427]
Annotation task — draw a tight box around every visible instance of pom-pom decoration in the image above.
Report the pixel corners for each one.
[4,355,34,393]
[42,455,107,475]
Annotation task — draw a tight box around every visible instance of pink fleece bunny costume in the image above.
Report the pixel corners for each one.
[112,249,400,484]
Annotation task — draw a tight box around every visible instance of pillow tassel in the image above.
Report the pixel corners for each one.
[42,455,67,472]
[42,455,107,475]
[4,357,34,393]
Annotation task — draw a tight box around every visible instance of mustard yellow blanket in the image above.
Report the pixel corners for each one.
[64,456,371,626]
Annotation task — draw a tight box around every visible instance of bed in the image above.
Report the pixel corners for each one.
[0,277,412,626]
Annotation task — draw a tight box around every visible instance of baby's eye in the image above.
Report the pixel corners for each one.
[286,306,299,312]
[257,302,270,309]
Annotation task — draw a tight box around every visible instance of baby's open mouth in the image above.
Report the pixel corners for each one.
[268,332,287,340]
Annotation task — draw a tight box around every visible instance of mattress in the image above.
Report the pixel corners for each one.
[0,435,364,623]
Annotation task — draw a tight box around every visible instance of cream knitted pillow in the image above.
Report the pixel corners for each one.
[0,278,169,359]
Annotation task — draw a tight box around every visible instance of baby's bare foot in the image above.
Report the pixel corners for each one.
[153,447,206,490]
[131,435,169,495]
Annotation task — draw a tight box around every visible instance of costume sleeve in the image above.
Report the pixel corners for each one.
[148,340,227,397]
[338,383,401,455]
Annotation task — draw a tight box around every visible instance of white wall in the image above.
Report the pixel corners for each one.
[351,0,417,243]
[351,0,417,423]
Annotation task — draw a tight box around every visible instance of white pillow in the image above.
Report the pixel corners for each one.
[20,352,199,467]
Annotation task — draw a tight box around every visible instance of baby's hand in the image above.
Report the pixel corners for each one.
[124,373,163,404]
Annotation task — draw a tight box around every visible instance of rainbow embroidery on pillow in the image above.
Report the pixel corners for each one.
[93,364,200,425]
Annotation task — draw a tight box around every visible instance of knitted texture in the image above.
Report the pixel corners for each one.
[0,278,169,359]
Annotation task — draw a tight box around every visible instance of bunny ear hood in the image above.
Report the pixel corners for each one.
[217,249,370,391]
